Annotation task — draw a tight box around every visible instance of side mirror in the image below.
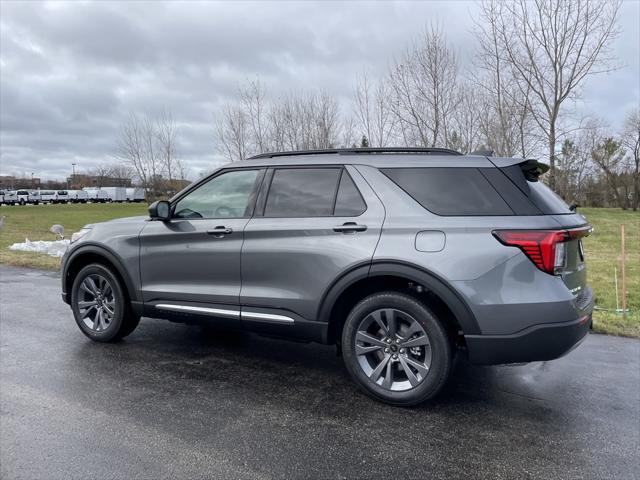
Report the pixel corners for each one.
[149,200,171,221]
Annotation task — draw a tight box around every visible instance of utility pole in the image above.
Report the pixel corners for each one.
[71,163,77,188]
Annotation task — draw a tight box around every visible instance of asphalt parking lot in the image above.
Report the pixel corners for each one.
[1,265,638,479]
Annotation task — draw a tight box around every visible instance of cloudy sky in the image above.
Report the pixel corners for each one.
[1,0,639,181]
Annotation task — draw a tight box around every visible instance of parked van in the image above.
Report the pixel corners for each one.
[56,191,70,204]
[83,188,109,203]
[39,191,58,203]
[68,190,89,203]
[126,187,146,202]
[0,190,17,205]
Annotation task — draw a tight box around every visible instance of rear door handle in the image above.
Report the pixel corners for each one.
[333,222,367,233]
[207,226,233,236]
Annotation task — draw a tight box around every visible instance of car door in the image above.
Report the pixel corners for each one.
[240,165,385,329]
[139,168,264,322]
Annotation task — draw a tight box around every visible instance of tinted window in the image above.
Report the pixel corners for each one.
[381,167,513,216]
[174,169,260,219]
[500,165,572,214]
[527,181,573,214]
[334,171,367,216]
[264,168,341,217]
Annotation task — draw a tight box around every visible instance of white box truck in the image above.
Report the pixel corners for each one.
[126,187,145,202]
[68,190,89,203]
[101,187,127,202]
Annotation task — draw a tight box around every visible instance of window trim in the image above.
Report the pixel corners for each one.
[254,165,369,219]
[333,168,368,217]
[170,167,265,221]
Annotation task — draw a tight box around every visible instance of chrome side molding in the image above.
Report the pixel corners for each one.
[241,311,295,324]
[155,304,240,318]
[154,304,294,324]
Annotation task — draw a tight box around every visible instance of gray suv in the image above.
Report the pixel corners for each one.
[61,148,594,405]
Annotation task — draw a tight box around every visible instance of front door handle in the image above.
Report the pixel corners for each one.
[333,222,367,233]
[207,226,233,236]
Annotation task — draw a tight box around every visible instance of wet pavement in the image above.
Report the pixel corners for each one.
[1,265,638,479]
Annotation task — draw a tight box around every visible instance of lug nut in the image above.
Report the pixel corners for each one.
[392,354,398,359]
[384,348,390,353]
[399,348,405,354]
[395,339,400,344]
[386,338,392,344]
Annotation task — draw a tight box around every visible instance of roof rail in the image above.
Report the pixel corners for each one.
[248,147,462,159]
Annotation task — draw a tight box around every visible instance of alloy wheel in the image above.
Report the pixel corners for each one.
[76,273,116,332]
[355,308,432,391]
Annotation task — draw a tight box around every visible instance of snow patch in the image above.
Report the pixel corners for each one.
[9,239,70,257]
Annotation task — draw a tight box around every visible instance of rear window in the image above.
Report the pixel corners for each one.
[380,167,513,216]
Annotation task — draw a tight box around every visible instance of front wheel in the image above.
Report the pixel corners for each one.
[342,292,452,406]
[71,263,140,342]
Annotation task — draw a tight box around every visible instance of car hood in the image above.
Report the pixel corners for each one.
[85,215,149,229]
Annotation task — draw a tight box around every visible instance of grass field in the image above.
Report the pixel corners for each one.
[0,203,638,337]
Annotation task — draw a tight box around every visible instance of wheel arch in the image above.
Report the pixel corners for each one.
[319,260,480,344]
[63,244,139,305]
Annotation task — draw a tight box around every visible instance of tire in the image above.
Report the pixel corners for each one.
[70,263,140,342]
[341,292,452,406]
[19,199,25,206]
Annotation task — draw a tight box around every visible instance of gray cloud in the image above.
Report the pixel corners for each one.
[1,0,638,181]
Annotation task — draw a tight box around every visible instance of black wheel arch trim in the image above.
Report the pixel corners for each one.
[317,259,480,337]
[62,243,140,304]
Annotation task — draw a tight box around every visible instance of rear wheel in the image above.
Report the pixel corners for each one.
[71,263,140,342]
[342,292,452,406]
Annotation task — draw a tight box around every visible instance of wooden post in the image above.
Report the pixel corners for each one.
[621,224,627,318]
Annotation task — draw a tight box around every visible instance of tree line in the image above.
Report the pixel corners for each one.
[116,0,638,209]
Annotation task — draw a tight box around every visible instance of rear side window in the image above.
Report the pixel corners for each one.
[527,181,573,214]
[380,167,513,216]
[334,171,367,216]
[500,164,573,214]
[265,168,341,217]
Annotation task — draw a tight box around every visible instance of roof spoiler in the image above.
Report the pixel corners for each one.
[487,157,550,182]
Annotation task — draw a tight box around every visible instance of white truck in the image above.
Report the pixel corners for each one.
[83,188,109,203]
[67,190,89,203]
[126,187,146,202]
[101,187,127,202]
[0,190,18,205]
[15,189,40,205]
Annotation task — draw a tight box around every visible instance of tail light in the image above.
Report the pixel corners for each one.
[493,228,590,275]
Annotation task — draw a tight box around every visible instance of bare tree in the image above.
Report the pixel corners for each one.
[156,110,178,183]
[484,0,621,185]
[117,112,170,198]
[473,1,540,157]
[388,24,460,147]
[353,71,397,147]
[215,104,249,162]
[89,164,113,188]
[240,79,269,154]
[620,108,640,210]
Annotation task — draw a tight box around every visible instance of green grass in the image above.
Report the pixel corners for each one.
[0,204,638,337]
[579,208,639,338]
[0,203,148,270]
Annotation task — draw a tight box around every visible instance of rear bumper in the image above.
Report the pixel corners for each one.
[465,287,594,365]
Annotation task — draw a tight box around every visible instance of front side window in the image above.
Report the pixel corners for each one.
[264,168,342,217]
[173,169,260,219]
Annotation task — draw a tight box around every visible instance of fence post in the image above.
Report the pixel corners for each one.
[621,224,626,319]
